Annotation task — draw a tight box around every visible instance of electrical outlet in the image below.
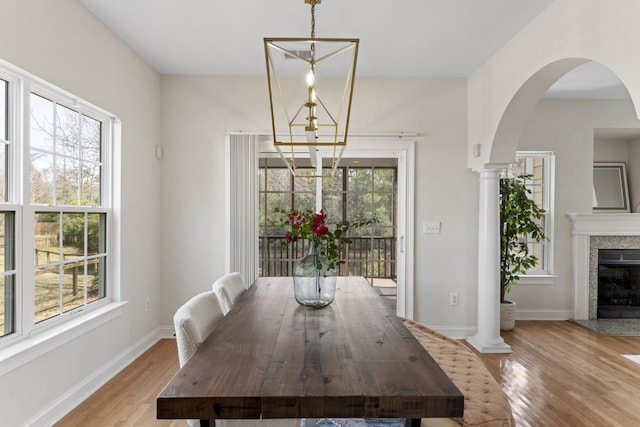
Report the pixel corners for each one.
[449,293,459,306]
[145,298,151,311]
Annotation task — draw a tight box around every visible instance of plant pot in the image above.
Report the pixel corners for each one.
[500,300,516,331]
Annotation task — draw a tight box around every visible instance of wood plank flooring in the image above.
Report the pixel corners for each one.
[55,321,640,427]
[55,338,184,427]
[476,321,640,427]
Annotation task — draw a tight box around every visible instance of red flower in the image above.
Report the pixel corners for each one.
[311,210,329,236]
[285,231,298,242]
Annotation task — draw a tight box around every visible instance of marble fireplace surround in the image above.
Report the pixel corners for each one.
[568,213,640,319]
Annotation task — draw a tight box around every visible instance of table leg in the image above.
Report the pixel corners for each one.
[405,418,421,427]
[200,420,212,427]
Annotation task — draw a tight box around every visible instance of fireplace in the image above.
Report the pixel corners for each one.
[568,213,640,320]
[597,249,640,318]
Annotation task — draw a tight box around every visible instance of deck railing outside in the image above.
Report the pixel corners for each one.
[259,236,396,279]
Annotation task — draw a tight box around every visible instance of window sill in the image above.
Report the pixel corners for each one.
[0,301,128,376]
[517,275,556,285]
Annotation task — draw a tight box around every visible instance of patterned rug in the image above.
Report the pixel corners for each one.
[301,419,405,427]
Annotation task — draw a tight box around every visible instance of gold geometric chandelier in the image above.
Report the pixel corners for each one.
[264,0,359,176]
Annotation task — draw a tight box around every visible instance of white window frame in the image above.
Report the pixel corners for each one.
[514,150,555,284]
[0,58,119,352]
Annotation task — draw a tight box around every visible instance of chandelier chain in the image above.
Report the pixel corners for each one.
[310,1,316,39]
[310,1,316,59]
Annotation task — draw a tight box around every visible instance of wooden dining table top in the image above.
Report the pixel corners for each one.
[157,276,464,421]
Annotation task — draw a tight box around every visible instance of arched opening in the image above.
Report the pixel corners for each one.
[490,59,640,324]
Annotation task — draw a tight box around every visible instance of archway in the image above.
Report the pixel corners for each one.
[469,58,640,353]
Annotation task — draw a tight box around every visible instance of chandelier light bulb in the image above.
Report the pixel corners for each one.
[306,69,315,87]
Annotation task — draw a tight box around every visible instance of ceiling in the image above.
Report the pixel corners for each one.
[79,0,629,100]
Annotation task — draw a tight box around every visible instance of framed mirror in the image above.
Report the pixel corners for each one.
[593,162,630,212]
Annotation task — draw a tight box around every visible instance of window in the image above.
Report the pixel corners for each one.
[1,77,16,338]
[258,159,397,283]
[507,151,555,277]
[0,60,114,343]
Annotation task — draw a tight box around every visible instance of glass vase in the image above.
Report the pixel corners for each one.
[293,243,337,308]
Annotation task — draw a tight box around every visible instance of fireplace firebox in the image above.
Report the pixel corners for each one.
[598,249,640,318]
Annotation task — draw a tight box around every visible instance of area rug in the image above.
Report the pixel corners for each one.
[570,319,640,336]
[301,419,404,427]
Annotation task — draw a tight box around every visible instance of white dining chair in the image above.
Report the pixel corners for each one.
[173,290,225,367]
[212,272,248,315]
[173,290,226,427]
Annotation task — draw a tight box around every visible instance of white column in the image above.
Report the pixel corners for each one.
[468,168,512,353]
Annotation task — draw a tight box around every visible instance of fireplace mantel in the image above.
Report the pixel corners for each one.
[568,213,640,319]
[567,213,640,235]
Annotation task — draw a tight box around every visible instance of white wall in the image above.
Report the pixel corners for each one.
[160,76,480,335]
[513,99,640,316]
[468,0,640,171]
[0,1,162,425]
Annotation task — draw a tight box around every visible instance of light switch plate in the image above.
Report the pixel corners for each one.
[423,221,441,234]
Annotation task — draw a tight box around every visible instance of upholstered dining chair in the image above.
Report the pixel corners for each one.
[173,290,226,427]
[212,272,248,315]
[173,290,225,368]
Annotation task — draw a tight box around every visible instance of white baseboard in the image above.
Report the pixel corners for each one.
[515,309,572,320]
[430,311,572,339]
[26,327,164,427]
[431,326,478,339]
[159,324,176,339]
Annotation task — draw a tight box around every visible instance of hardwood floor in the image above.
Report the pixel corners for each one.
[55,321,640,426]
[55,339,184,427]
[475,321,640,427]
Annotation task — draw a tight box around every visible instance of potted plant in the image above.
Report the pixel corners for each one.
[500,174,547,330]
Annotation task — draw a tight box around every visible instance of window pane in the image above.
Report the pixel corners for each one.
[0,79,7,141]
[0,142,6,202]
[348,168,373,191]
[62,262,84,313]
[266,169,290,191]
[0,210,15,338]
[35,265,60,323]
[293,192,314,212]
[56,104,80,158]
[81,114,101,162]
[31,152,54,204]
[1,275,15,338]
[35,213,59,266]
[347,193,373,223]
[88,256,106,303]
[322,193,343,221]
[87,213,106,255]
[374,169,394,192]
[259,168,265,192]
[0,212,14,272]
[322,169,343,192]
[62,213,85,261]
[266,192,291,216]
[30,94,54,151]
[81,162,101,205]
[55,157,80,205]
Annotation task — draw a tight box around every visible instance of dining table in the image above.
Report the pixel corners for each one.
[157,276,464,426]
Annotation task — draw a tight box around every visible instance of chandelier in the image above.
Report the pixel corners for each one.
[264,0,359,177]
